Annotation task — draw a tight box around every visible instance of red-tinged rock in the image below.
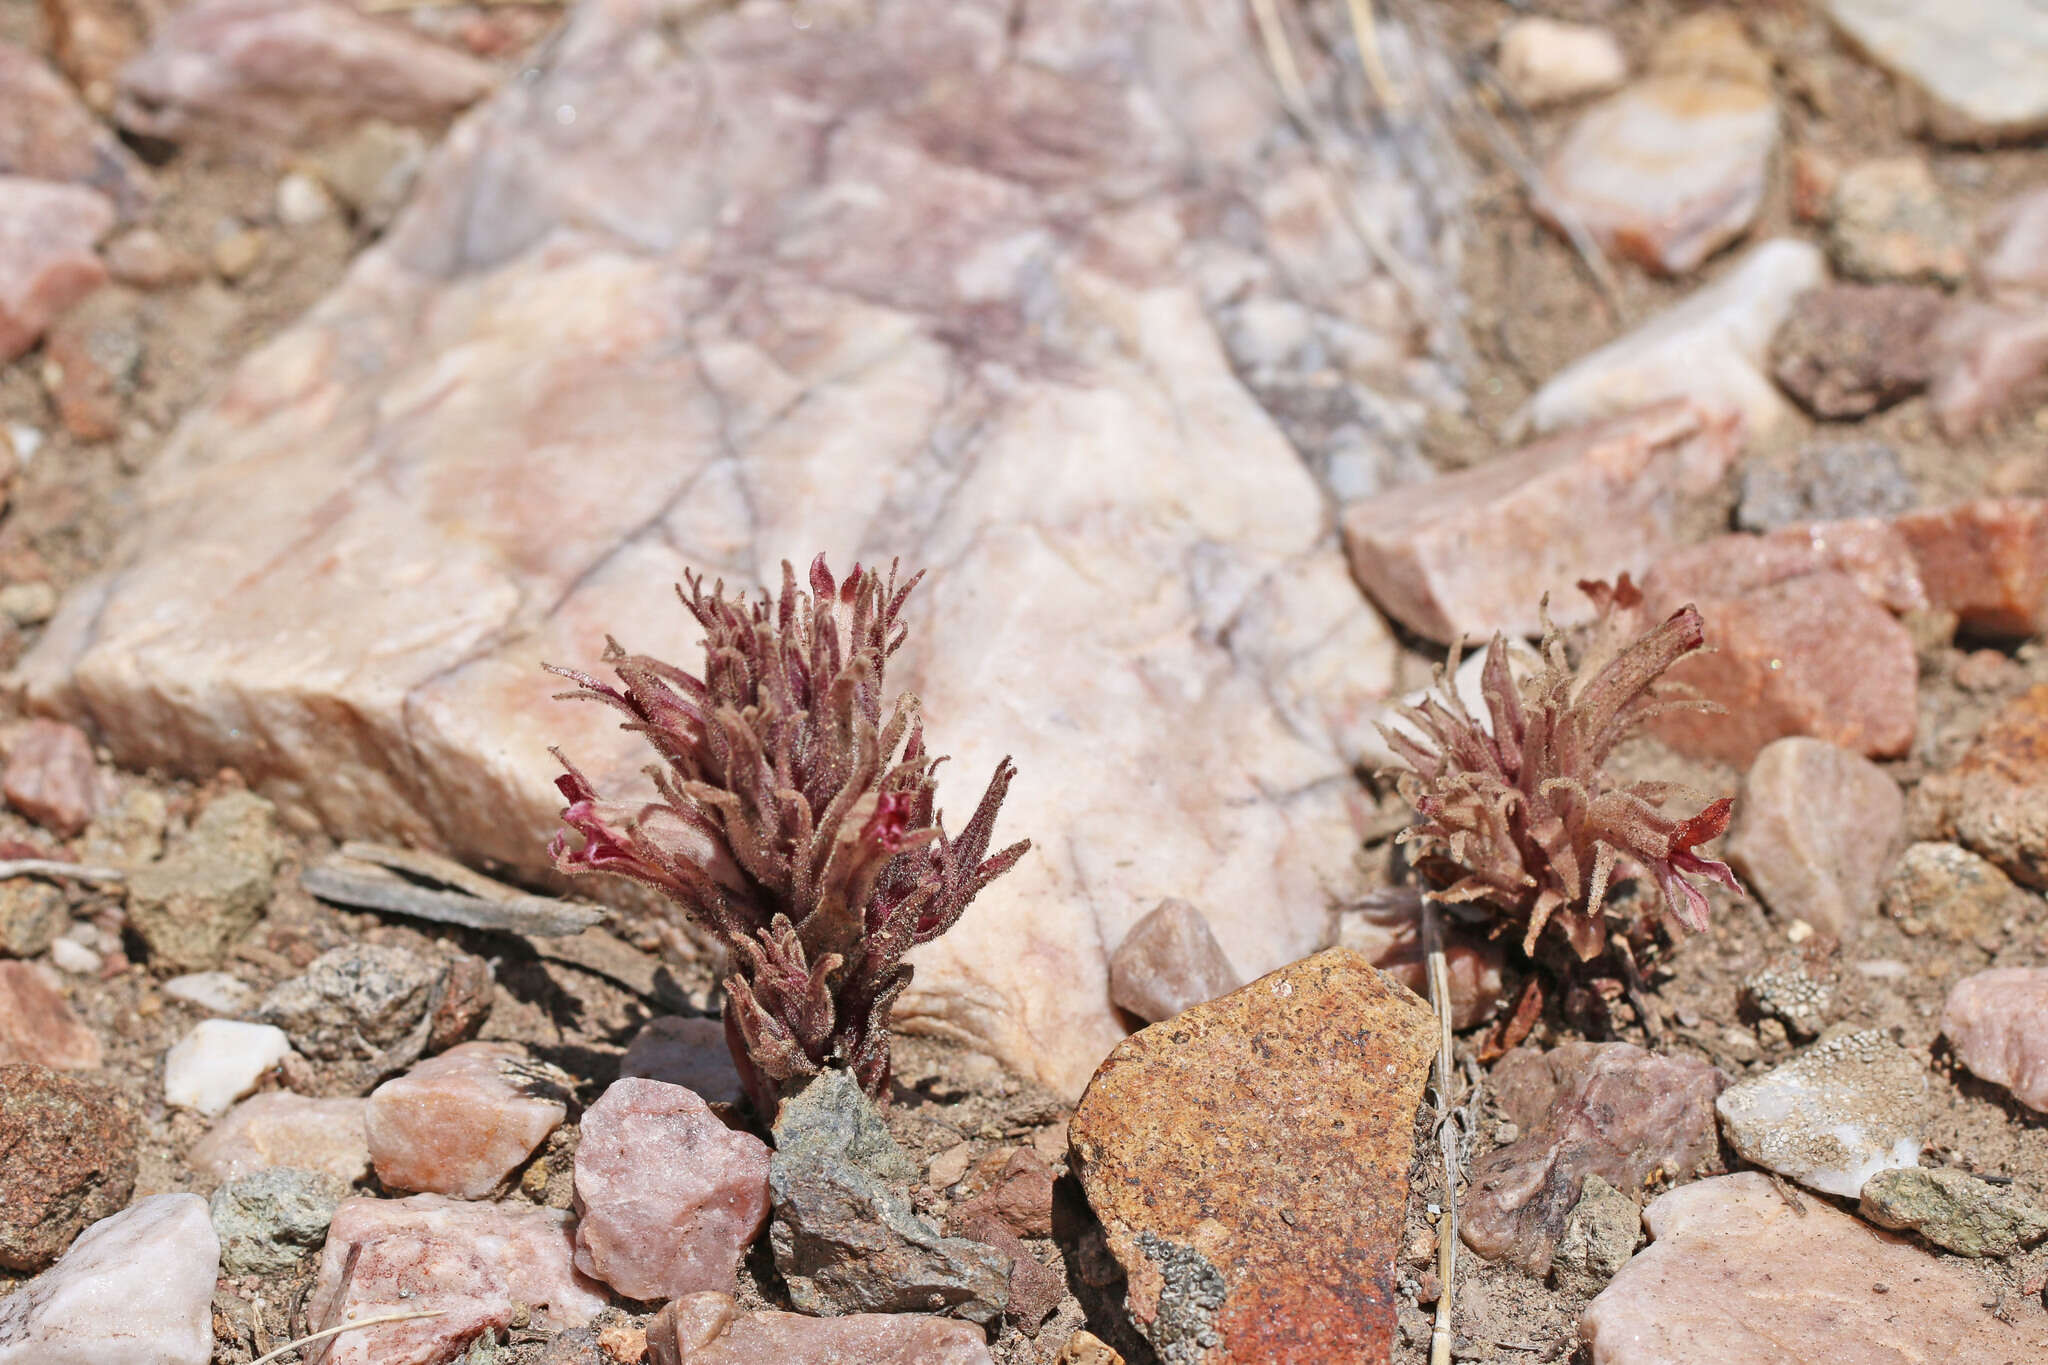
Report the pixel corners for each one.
[1107,899,1242,1024]
[1940,967,2048,1113]
[1344,401,1739,643]
[647,1291,995,1365]
[116,0,501,149]
[40,286,141,443]
[1643,521,1928,615]
[0,177,112,363]
[1893,498,2048,638]
[953,1147,1057,1241]
[310,1195,608,1364]
[951,1209,1063,1335]
[0,960,102,1070]
[2,718,100,837]
[365,1041,570,1197]
[1952,684,2048,888]
[0,42,152,216]
[1768,283,1944,418]
[1070,949,1437,1362]
[1336,892,1505,1030]
[619,1015,744,1108]
[1979,186,2048,302]
[1926,301,2048,439]
[570,1077,771,1301]
[1466,1042,1724,1275]
[1580,1173,2048,1363]
[1645,570,1916,766]
[1724,738,1904,940]
[188,1092,372,1183]
[0,1063,137,1271]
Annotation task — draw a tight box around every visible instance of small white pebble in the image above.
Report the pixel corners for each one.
[274,171,333,226]
[162,971,257,1016]
[49,937,101,975]
[1786,919,1814,944]
[164,1019,293,1116]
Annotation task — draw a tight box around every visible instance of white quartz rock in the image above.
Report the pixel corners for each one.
[163,1018,293,1116]
[162,971,256,1016]
[0,1193,219,1365]
[1714,1029,1927,1197]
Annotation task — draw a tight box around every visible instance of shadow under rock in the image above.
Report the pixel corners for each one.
[1050,1170,1158,1365]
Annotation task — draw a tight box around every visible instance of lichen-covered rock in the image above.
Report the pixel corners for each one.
[0,1193,218,1365]
[255,942,443,1081]
[1725,738,1904,940]
[365,1040,570,1197]
[1881,842,2024,948]
[0,879,67,958]
[208,1168,349,1274]
[1071,948,1437,1362]
[1859,1165,2048,1257]
[1940,966,2048,1113]
[646,1291,995,1365]
[1715,1030,1927,1197]
[1734,442,1917,533]
[123,789,285,973]
[1551,1175,1641,1298]
[0,1063,136,1271]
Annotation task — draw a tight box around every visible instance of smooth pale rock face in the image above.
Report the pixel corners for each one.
[1941,967,2048,1112]
[571,1077,771,1301]
[618,1016,743,1108]
[1725,738,1904,939]
[0,1193,218,1365]
[647,1291,995,1365]
[188,1091,372,1183]
[1106,899,1242,1023]
[0,177,112,362]
[1518,240,1827,439]
[163,1018,294,1116]
[1581,1173,2048,1363]
[1980,187,2048,301]
[2,717,99,837]
[161,970,257,1016]
[16,0,1451,1102]
[1536,67,1777,275]
[1714,1030,1927,1198]
[0,1064,137,1272]
[1495,18,1626,109]
[365,1040,569,1197]
[1344,401,1737,643]
[0,42,152,215]
[1823,0,2048,144]
[1926,302,2048,439]
[115,0,501,149]
[311,1194,607,1364]
[0,960,102,1070]
[1070,949,1437,1362]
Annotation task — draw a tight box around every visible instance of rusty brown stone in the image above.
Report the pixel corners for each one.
[1069,948,1435,1363]
[1952,684,2048,889]
[1893,497,2048,639]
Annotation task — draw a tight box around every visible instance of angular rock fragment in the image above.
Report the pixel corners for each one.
[124,789,285,974]
[0,1063,136,1271]
[1823,0,2048,144]
[1740,956,1834,1041]
[311,1194,607,1363]
[646,1291,995,1365]
[189,1091,372,1183]
[953,1147,1057,1240]
[1071,948,1436,1361]
[950,1208,1063,1335]
[1859,1165,2048,1257]
[1345,401,1737,643]
[1581,1173,2047,1362]
[209,1167,349,1274]
[162,1018,294,1116]
[1466,1043,1724,1275]
[1495,18,1627,110]
[162,971,256,1016]
[0,1194,217,1365]
[1826,159,1969,286]
[1734,443,1917,533]
[1107,899,1242,1024]
[1950,685,2048,887]
[572,1077,771,1301]
[1551,1175,1640,1298]
[1715,1030,1927,1197]
[1940,966,2048,1113]
[1517,240,1826,438]
[1926,302,2048,438]
[0,42,152,215]
[1882,841,2024,948]
[618,1015,744,1108]
[1893,498,2048,639]
[0,879,67,958]
[255,941,444,1080]
[1768,285,1944,418]
[42,286,143,442]
[0,176,112,362]
[770,1069,1010,1324]
[2,718,99,838]
[1725,738,1903,939]
[365,1040,570,1197]
[0,960,101,1070]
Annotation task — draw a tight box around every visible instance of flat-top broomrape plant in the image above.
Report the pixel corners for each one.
[1383,581,1743,961]
[547,556,1029,1114]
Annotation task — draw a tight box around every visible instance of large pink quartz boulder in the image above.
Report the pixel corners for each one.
[311,1194,608,1365]
[648,1291,993,1365]
[364,1041,568,1197]
[1941,967,2048,1113]
[571,1077,771,1301]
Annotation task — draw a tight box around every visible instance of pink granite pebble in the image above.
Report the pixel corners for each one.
[2,718,100,837]
[0,960,101,1070]
[0,177,112,362]
[1107,899,1242,1024]
[647,1290,994,1365]
[1941,967,2048,1114]
[189,1091,372,1183]
[365,1040,568,1198]
[571,1077,771,1301]
[619,1016,744,1108]
[311,1194,607,1365]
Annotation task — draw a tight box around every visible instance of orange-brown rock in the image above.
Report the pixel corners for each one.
[1069,948,1435,1363]
[1893,498,2048,638]
[0,960,102,1070]
[1951,684,2048,888]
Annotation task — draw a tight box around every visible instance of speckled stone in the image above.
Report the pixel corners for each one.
[1070,948,1436,1362]
[1859,1165,2048,1257]
[1881,842,2023,948]
[1715,1030,1927,1197]
[364,1041,570,1197]
[0,1063,137,1272]
[646,1291,995,1365]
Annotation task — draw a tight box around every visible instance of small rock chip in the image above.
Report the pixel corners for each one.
[1715,1029,1927,1197]
[571,1076,771,1301]
[927,1141,973,1191]
[1740,956,1833,1040]
[1551,1175,1641,1298]
[1925,302,2048,438]
[1466,1043,1724,1274]
[1581,1173,2045,1362]
[0,878,67,957]
[311,1194,607,1365]
[1826,158,1970,285]
[189,1091,372,1184]
[1495,17,1627,109]
[0,581,56,626]
[1056,1330,1126,1365]
[1893,498,2048,640]
[256,941,444,1079]
[209,223,266,281]
[1735,441,1916,532]
[1950,684,2048,886]
[1725,738,1904,939]
[618,1015,744,1108]
[953,1146,1057,1240]
[1979,186,2048,302]
[161,969,257,1015]
[124,789,284,973]
[0,1193,217,1365]
[1769,285,1945,418]
[273,171,331,226]
[2,718,99,837]
[366,1040,571,1198]
[306,120,428,231]
[163,1018,293,1116]
[770,1069,1010,1324]
[425,949,493,1053]
[646,1290,995,1365]
[1859,1165,2048,1257]
[1107,899,1242,1023]
[101,227,200,289]
[1071,948,1436,1362]
[1881,842,2022,948]
[0,960,101,1070]
[0,1063,136,1271]
[40,285,141,441]
[209,1167,348,1274]
[0,176,112,363]
[1940,966,2048,1112]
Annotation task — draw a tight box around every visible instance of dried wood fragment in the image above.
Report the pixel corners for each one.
[302,847,601,937]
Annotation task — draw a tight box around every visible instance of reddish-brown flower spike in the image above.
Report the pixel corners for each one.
[545,556,1028,1115]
